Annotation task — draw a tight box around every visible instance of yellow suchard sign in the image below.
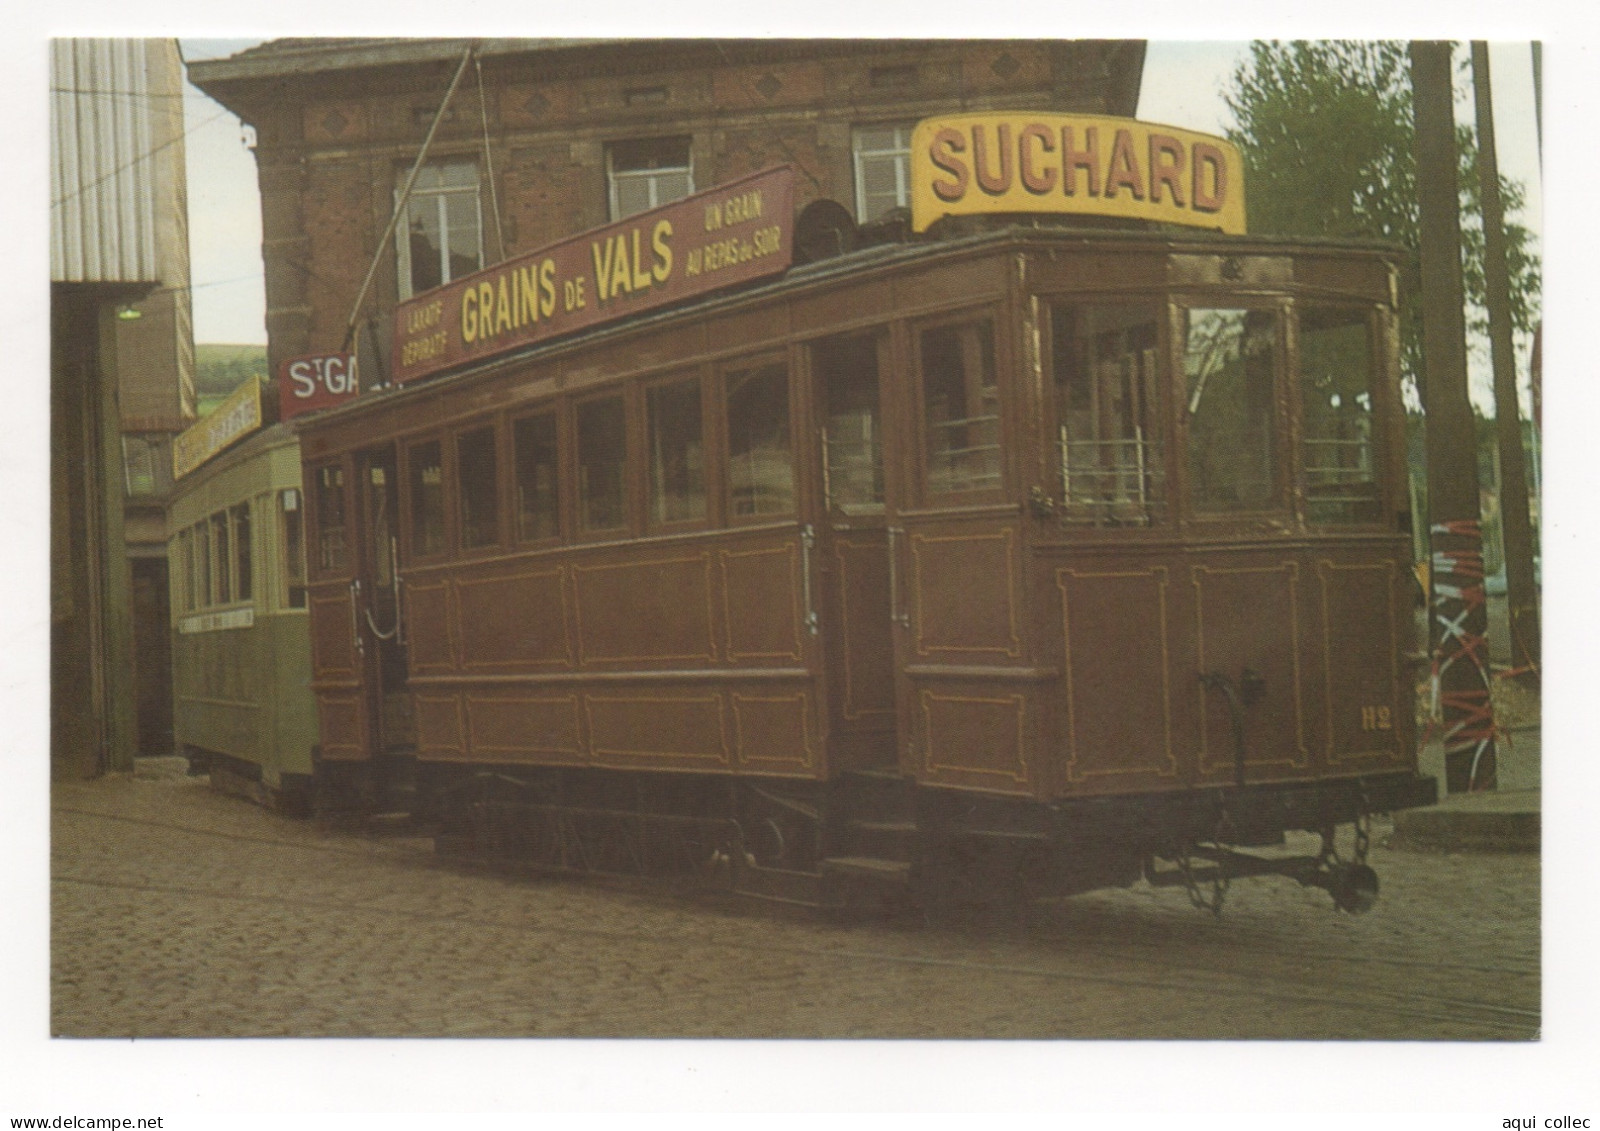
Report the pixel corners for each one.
[911,113,1247,236]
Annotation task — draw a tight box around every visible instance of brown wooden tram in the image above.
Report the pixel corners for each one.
[296,218,1435,913]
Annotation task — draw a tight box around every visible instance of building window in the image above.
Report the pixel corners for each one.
[577,395,628,534]
[1299,306,1379,524]
[921,319,1002,496]
[397,160,483,299]
[458,426,500,550]
[608,137,693,220]
[1184,308,1280,513]
[513,413,561,542]
[1051,302,1166,523]
[408,441,446,557]
[122,435,171,499]
[725,361,794,518]
[853,124,913,223]
[647,377,706,526]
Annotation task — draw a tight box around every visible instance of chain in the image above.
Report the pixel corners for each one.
[1176,849,1229,917]
[1353,813,1371,866]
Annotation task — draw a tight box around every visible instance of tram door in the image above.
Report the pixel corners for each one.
[353,445,411,759]
[811,333,900,771]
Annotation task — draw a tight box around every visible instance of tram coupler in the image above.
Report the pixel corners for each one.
[1146,842,1379,915]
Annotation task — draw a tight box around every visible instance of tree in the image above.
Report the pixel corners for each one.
[1223,40,1541,393]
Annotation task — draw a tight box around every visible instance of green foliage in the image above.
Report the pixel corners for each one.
[1223,41,1541,388]
[194,343,267,398]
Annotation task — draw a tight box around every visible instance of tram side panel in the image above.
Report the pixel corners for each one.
[1035,539,1415,801]
[402,525,826,779]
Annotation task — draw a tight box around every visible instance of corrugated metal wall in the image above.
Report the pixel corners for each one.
[51,38,162,283]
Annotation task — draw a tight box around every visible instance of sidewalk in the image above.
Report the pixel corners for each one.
[1390,722,1540,853]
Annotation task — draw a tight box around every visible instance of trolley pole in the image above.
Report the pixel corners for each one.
[1409,41,1498,792]
[1471,42,1541,688]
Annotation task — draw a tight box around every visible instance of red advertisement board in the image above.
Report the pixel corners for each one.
[392,166,795,384]
[279,352,360,420]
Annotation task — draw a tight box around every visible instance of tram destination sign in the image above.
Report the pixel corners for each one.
[173,375,262,480]
[392,165,796,384]
[911,113,1247,236]
[279,352,358,420]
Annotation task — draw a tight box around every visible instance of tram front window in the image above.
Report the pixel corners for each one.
[1299,306,1380,524]
[1051,302,1164,522]
[814,335,884,514]
[314,465,346,571]
[921,319,1001,496]
[1183,308,1280,513]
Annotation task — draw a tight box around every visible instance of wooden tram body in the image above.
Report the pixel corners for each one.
[169,423,319,811]
[297,225,1434,907]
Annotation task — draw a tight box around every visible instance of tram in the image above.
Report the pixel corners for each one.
[169,421,318,812]
[293,155,1435,911]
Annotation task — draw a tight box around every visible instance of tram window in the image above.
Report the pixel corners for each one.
[210,512,232,604]
[458,427,501,550]
[726,361,794,518]
[648,378,706,526]
[195,519,213,605]
[409,441,446,557]
[1183,308,1280,512]
[1050,303,1165,522]
[281,491,307,609]
[814,334,884,513]
[314,464,347,572]
[1299,306,1380,524]
[513,413,560,542]
[232,503,252,603]
[921,319,1001,496]
[578,395,628,533]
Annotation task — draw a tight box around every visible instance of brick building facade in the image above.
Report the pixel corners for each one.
[189,39,1145,378]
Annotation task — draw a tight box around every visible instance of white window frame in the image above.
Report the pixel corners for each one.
[853,123,914,223]
[396,161,483,300]
[607,138,694,221]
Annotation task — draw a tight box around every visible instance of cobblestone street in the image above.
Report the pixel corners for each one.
[50,758,1540,1042]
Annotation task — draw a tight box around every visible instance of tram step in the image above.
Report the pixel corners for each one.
[838,818,918,861]
[365,810,432,837]
[821,855,913,883]
[731,861,825,906]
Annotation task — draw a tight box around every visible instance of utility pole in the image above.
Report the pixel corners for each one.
[1410,40,1497,792]
[1471,42,1541,686]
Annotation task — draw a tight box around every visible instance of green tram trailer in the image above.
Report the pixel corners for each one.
[168,422,319,812]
